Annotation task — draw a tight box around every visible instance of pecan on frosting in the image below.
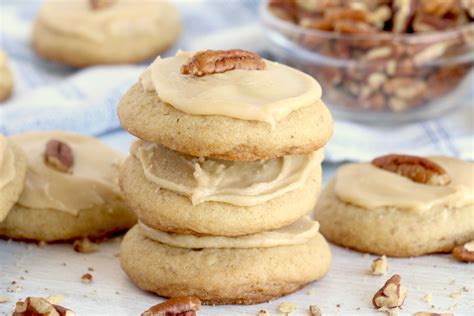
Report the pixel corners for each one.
[372,154,451,186]
[181,49,266,77]
[44,139,74,173]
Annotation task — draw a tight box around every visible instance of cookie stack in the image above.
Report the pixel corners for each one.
[118,49,334,304]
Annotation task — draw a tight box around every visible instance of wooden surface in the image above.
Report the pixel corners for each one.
[1,130,473,316]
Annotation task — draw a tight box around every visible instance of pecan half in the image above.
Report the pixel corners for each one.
[372,274,408,309]
[44,140,74,173]
[141,297,201,316]
[89,0,116,10]
[13,297,75,316]
[452,240,474,263]
[181,49,266,77]
[372,154,451,186]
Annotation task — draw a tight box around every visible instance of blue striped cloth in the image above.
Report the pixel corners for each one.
[1,0,473,162]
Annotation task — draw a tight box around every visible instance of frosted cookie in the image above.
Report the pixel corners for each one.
[119,140,323,236]
[315,154,474,257]
[0,135,27,222]
[0,50,14,102]
[118,49,333,161]
[32,0,181,67]
[0,131,136,242]
[120,217,331,304]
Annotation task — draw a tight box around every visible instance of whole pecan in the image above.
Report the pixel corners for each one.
[44,140,74,173]
[181,49,266,77]
[89,0,116,10]
[13,297,76,316]
[372,154,451,186]
[141,297,201,316]
[452,241,474,263]
[372,274,407,309]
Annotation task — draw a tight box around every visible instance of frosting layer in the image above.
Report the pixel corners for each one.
[133,141,323,206]
[140,51,322,125]
[335,156,474,212]
[10,131,124,215]
[140,216,320,249]
[37,0,178,43]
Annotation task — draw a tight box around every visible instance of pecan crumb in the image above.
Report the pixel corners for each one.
[72,238,97,254]
[89,0,116,10]
[309,304,322,316]
[372,274,407,310]
[422,292,432,303]
[372,154,450,185]
[81,273,93,284]
[141,297,201,316]
[13,297,75,316]
[452,240,474,262]
[372,255,388,275]
[181,49,266,77]
[258,310,269,316]
[278,302,297,314]
[44,139,74,173]
[0,295,9,303]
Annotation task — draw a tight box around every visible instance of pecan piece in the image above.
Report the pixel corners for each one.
[13,297,75,316]
[181,49,266,77]
[412,313,453,316]
[89,0,116,10]
[392,0,417,33]
[452,240,474,263]
[141,297,201,316]
[372,274,408,309]
[372,154,451,186]
[44,140,74,173]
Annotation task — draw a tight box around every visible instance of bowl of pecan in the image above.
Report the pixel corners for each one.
[261,0,474,124]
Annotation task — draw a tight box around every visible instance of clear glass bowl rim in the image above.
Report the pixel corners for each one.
[260,0,474,44]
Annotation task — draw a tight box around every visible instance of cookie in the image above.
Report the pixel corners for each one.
[119,141,324,236]
[0,50,14,102]
[0,135,27,222]
[120,221,331,305]
[32,0,181,67]
[0,131,136,242]
[315,155,474,257]
[118,50,333,161]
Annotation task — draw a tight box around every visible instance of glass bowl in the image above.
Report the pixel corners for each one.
[260,1,474,124]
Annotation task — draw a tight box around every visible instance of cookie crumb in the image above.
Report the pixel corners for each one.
[422,293,432,303]
[371,255,388,275]
[309,305,321,316]
[307,288,317,296]
[46,294,64,305]
[278,302,297,314]
[258,310,269,316]
[73,238,98,253]
[0,295,9,303]
[81,273,93,284]
[449,291,461,300]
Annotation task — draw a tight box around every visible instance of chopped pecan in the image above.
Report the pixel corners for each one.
[452,240,474,263]
[371,255,388,275]
[372,274,408,309]
[181,49,266,77]
[309,304,322,316]
[89,0,116,10]
[13,297,75,316]
[392,0,417,33]
[81,273,93,284]
[141,297,201,316]
[72,238,97,254]
[44,140,74,173]
[372,154,451,185]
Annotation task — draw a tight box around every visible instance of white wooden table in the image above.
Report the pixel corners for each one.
[1,130,473,316]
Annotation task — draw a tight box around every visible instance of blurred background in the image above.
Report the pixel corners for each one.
[1,0,473,167]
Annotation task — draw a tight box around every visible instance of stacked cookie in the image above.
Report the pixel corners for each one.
[118,49,334,304]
